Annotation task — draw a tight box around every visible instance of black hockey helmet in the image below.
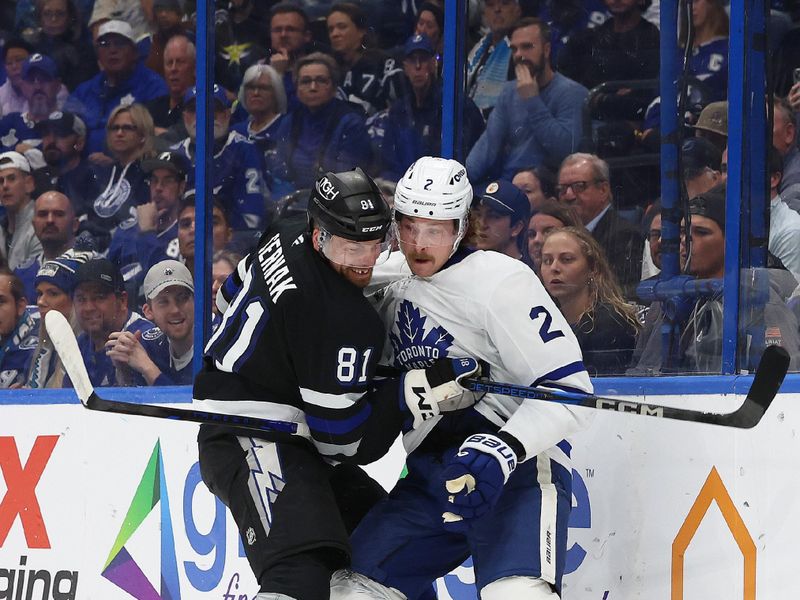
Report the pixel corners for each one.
[308,168,392,242]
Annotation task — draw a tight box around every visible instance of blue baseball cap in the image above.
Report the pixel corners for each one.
[403,34,435,57]
[184,84,230,108]
[22,53,58,80]
[477,180,531,223]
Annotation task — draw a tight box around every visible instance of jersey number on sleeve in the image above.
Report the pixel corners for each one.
[336,347,373,384]
[529,306,565,343]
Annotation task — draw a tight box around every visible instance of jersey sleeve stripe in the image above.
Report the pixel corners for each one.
[193,398,309,436]
[532,361,586,386]
[299,387,368,409]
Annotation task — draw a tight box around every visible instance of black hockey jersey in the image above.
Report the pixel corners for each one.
[195,216,405,463]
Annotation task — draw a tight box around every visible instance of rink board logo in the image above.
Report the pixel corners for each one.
[389,300,454,369]
[102,440,181,600]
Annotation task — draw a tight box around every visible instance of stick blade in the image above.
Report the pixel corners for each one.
[734,345,790,428]
[45,310,94,405]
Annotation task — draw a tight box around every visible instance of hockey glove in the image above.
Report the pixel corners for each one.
[404,357,480,428]
[441,433,517,529]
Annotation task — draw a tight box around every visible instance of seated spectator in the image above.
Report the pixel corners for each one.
[88,0,152,45]
[267,3,320,110]
[146,34,196,144]
[26,249,93,388]
[0,152,43,270]
[414,2,445,57]
[173,84,268,230]
[682,136,722,200]
[211,249,241,322]
[66,20,167,154]
[640,200,663,281]
[692,100,727,152]
[466,0,522,114]
[537,0,611,62]
[466,18,588,184]
[471,179,531,260]
[557,0,659,121]
[32,111,93,212]
[526,198,582,273]
[0,270,38,387]
[540,226,639,375]
[766,146,800,275]
[177,193,234,274]
[14,190,78,301]
[107,259,194,386]
[556,152,643,297]
[28,0,98,90]
[0,54,65,166]
[142,0,192,77]
[0,39,34,117]
[771,97,800,211]
[512,164,556,212]
[70,258,154,387]
[270,52,372,195]
[214,0,269,93]
[107,151,189,302]
[379,34,484,181]
[681,0,729,104]
[83,103,154,249]
[233,64,287,175]
[326,2,403,116]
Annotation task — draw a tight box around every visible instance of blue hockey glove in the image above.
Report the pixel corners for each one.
[404,357,480,428]
[441,433,518,528]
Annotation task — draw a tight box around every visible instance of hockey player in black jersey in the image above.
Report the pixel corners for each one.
[194,167,480,600]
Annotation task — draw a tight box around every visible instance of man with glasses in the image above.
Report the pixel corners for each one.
[268,3,319,109]
[466,18,587,186]
[556,152,643,297]
[66,20,167,154]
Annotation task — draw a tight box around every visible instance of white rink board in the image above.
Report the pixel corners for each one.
[1,392,799,600]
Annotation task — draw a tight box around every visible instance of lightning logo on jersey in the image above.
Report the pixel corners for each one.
[389,300,454,369]
[241,438,286,533]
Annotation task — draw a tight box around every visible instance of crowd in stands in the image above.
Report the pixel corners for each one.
[4,0,800,387]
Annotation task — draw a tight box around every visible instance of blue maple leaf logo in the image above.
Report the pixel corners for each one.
[389,300,454,368]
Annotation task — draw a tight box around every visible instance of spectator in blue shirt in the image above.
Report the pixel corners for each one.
[0,269,38,388]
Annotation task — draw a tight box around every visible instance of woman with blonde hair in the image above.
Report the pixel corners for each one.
[680,0,730,102]
[85,103,155,250]
[540,226,639,375]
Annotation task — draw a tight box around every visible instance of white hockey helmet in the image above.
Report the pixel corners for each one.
[393,156,473,253]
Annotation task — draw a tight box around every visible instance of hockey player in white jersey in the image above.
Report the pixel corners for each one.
[331,157,593,600]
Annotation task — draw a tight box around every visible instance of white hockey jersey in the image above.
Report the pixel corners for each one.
[371,248,594,469]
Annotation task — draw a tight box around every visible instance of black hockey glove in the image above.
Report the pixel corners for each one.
[403,357,480,428]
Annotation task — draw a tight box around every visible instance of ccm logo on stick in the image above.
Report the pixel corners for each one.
[595,399,664,416]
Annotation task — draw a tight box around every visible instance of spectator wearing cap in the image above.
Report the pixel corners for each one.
[682,136,723,200]
[28,0,98,91]
[177,192,233,275]
[70,258,156,387]
[32,111,93,210]
[147,34,196,146]
[87,0,151,49]
[65,20,167,154]
[107,151,189,304]
[466,0,522,114]
[0,152,43,270]
[82,103,154,250]
[14,190,78,302]
[270,52,372,196]
[107,259,194,386]
[141,0,192,78]
[26,248,94,388]
[377,34,484,182]
[0,39,34,117]
[466,18,588,185]
[172,84,268,231]
[771,97,800,212]
[556,152,643,298]
[471,179,531,260]
[692,100,727,152]
[0,269,38,388]
[0,54,67,168]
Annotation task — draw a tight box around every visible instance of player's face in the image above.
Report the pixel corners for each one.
[314,228,385,288]
[74,282,126,339]
[36,281,72,318]
[149,168,184,213]
[483,0,522,34]
[297,63,335,109]
[540,231,592,302]
[557,160,610,224]
[0,276,26,338]
[396,215,457,278]
[0,168,34,213]
[512,170,547,211]
[146,285,194,344]
[510,24,548,78]
[681,214,725,279]
[472,204,517,254]
[327,11,364,55]
[271,12,309,53]
[527,213,565,272]
[33,192,76,245]
[212,259,235,315]
[415,11,441,47]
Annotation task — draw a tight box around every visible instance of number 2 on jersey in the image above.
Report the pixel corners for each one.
[337,347,373,384]
[529,306,565,343]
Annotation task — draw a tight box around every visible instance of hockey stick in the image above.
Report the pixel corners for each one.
[44,310,300,434]
[462,344,790,428]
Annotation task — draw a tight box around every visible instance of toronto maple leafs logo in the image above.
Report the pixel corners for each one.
[389,300,454,369]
